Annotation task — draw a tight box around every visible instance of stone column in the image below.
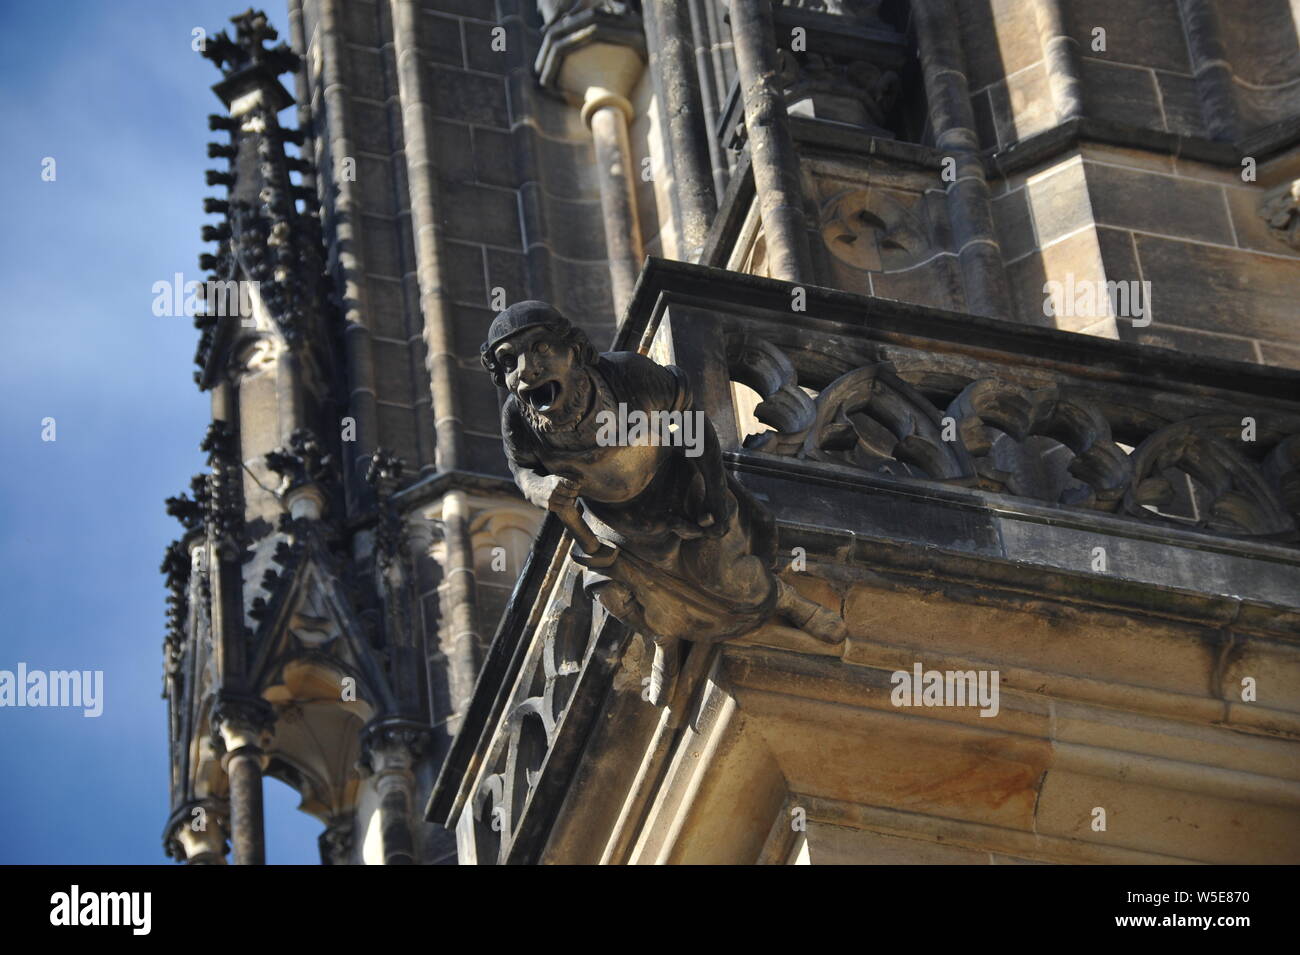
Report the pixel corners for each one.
[214,697,275,866]
[912,0,1012,319]
[1177,0,1238,142]
[642,0,717,260]
[729,0,814,283]
[437,489,480,734]
[586,89,645,313]
[317,0,381,515]
[387,1,485,726]
[361,721,431,865]
[1034,0,1084,123]
[537,6,648,316]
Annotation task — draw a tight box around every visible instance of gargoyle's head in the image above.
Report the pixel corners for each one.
[481,301,597,429]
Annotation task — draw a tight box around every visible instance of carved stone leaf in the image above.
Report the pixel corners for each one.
[798,364,972,481]
[1124,416,1295,537]
[727,333,817,453]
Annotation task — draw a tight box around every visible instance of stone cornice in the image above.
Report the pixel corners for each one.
[987,116,1300,181]
[619,259,1300,404]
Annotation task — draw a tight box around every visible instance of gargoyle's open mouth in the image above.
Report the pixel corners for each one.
[521,379,562,413]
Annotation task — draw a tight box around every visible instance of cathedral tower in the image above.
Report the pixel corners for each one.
[166,2,1300,864]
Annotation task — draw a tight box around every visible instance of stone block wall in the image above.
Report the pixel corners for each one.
[993,143,1300,365]
[954,0,1300,369]
[299,0,620,484]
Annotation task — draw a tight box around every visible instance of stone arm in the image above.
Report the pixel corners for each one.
[502,399,579,513]
[508,455,579,513]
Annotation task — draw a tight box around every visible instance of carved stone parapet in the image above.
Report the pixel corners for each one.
[728,342,1300,541]
[465,562,603,863]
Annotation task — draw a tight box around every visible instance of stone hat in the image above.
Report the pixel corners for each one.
[481,300,571,360]
[481,301,593,386]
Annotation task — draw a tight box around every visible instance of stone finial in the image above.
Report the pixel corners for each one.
[201,8,298,90]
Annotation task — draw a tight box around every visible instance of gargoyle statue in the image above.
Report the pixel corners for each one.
[482,301,846,705]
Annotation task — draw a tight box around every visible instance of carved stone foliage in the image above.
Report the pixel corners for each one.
[265,428,332,493]
[162,423,244,684]
[200,420,245,549]
[165,474,210,533]
[728,337,1300,542]
[199,9,297,77]
[1259,179,1300,250]
[196,9,323,375]
[471,565,595,864]
[365,448,408,568]
[161,540,193,666]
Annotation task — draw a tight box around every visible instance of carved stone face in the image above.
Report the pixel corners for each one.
[493,326,588,429]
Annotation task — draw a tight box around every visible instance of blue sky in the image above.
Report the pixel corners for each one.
[0,1,320,864]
